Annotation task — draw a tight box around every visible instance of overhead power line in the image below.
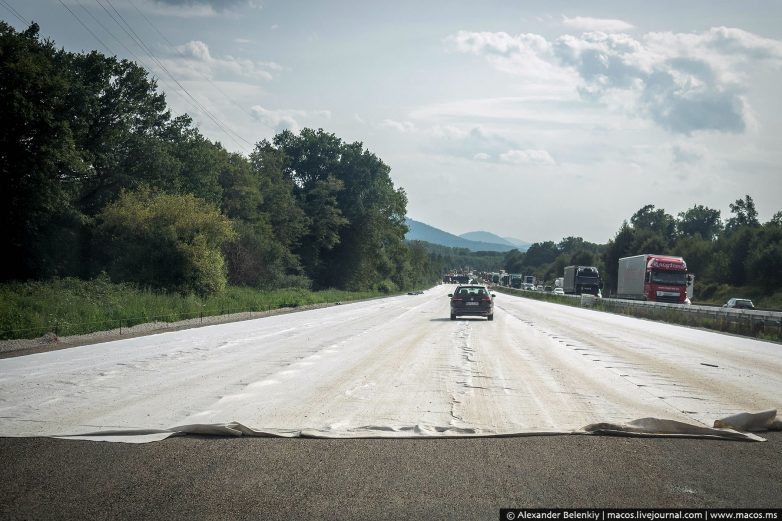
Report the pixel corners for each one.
[77,0,145,65]
[0,0,31,27]
[54,0,254,153]
[58,0,113,55]
[97,0,251,152]
[126,0,253,120]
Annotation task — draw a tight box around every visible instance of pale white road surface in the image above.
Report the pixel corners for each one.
[1,285,780,442]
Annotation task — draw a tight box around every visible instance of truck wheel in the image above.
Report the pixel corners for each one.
[450,314,456,320]
[487,314,494,321]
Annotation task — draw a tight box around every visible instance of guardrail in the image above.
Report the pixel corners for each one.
[597,296,782,338]
[492,285,782,341]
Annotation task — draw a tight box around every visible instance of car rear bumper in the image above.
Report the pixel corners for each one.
[451,306,492,317]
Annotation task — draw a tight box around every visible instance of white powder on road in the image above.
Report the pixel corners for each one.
[0,286,779,442]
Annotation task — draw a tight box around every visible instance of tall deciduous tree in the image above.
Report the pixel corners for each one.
[0,22,84,280]
[726,195,760,231]
[630,204,676,245]
[677,204,723,240]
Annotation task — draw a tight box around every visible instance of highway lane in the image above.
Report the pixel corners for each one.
[0,284,779,441]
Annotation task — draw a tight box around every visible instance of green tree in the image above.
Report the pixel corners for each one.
[298,176,350,282]
[672,236,713,284]
[250,141,309,250]
[504,249,526,273]
[602,222,635,294]
[61,49,172,215]
[746,225,782,288]
[95,188,236,294]
[630,204,676,245]
[767,211,782,227]
[726,195,760,231]
[523,241,560,267]
[0,22,85,280]
[271,129,409,290]
[326,141,408,290]
[570,250,595,266]
[677,205,722,240]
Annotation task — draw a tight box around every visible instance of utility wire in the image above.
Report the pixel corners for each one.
[98,0,248,152]
[88,0,214,134]
[57,0,114,56]
[113,0,253,150]
[77,0,145,65]
[126,0,255,123]
[0,0,31,27]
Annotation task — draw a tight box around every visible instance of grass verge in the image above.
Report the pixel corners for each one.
[0,277,385,340]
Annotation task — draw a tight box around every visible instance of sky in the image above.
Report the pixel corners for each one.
[3,0,782,244]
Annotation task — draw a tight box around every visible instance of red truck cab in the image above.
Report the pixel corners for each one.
[644,255,688,303]
[617,254,690,303]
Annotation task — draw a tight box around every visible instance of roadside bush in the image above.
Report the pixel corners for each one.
[376,279,398,294]
[95,188,236,295]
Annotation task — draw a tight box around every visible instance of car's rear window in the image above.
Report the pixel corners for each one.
[455,286,488,296]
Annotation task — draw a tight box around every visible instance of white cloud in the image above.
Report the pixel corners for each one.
[424,125,519,160]
[448,27,782,135]
[500,149,555,165]
[430,124,469,139]
[250,105,331,132]
[379,119,417,133]
[167,40,280,82]
[562,16,635,33]
[446,31,576,84]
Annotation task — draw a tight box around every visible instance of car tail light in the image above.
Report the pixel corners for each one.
[481,296,491,302]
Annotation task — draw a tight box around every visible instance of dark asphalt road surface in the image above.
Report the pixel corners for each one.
[2,432,781,520]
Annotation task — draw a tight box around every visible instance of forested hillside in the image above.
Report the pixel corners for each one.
[1,22,440,294]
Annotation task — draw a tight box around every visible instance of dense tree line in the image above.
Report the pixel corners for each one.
[602,197,782,298]
[412,243,506,274]
[502,196,781,301]
[1,23,436,294]
[502,237,605,284]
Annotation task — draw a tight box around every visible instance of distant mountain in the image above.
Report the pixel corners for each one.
[405,218,519,252]
[460,231,514,247]
[502,237,532,251]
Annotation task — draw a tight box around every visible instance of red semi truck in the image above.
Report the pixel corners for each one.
[617,254,692,303]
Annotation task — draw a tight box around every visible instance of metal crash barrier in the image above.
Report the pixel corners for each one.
[493,285,782,339]
[598,297,782,337]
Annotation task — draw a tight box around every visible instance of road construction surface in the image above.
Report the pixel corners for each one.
[3,433,781,520]
[1,285,779,442]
